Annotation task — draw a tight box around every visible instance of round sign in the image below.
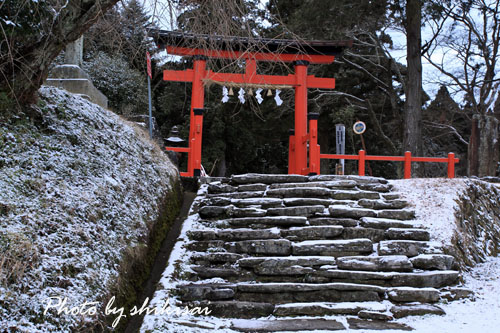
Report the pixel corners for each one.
[353,121,366,135]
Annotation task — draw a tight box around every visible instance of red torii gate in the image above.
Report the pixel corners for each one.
[153,31,351,177]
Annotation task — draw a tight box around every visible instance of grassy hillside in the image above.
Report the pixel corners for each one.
[0,87,179,331]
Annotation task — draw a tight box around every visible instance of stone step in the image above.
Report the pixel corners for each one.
[377,209,415,220]
[198,205,269,218]
[186,240,225,252]
[178,283,236,301]
[378,240,443,257]
[231,197,283,208]
[313,269,459,288]
[360,217,423,229]
[197,301,274,318]
[331,190,381,200]
[191,252,244,264]
[329,205,377,218]
[188,228,281,241]
[346,318,412,331]
[191,266,242,279]
[266,187,332,198]
[267,205,325,217]
[269,180,358,189]
[309,217,359,227]
[309,174,388,184]
[231,318,346,332]
[273,301,387,317]
[234,282,385,303]
[238,256,336,275]
[236,282,385,293]
[238,183,268,192]
[231,173,309,184]
[227,239,292,256]
[283,198,334,206]
[341,227,385,242]
[358,310,394,321]
[390,304,446,318]
[357,183,393,192]
[292,239,373,256]
[336,255,413,272]
[382,193,401,200]
[358,199,408,209]
[199,205,233,218]
[387,287,440,303]
[410,254,455,270]
[200,197,230,207]
[180,281,390,303]
[233,207,268,217]
[208,183,237,194]
[208,191,264,199]
[225,216,308,228]
[386,228,430,241]
[330,208,416,220]
[281,226,344,240]
[238,256,337,268]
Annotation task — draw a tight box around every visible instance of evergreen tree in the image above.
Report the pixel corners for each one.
[267,0,405,177]
[120,0,154,71]
[83,0,154,116]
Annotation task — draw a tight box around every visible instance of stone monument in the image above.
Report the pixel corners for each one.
[45,36,108,108]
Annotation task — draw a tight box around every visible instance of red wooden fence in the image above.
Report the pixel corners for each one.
[319,150,459,178]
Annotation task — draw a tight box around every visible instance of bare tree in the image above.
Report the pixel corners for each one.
[0,0,119,110]
[423,0,500,176]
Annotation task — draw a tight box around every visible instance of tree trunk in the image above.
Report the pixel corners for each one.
[216,155,227,177]
[468,114,500,176]
[0,0,119,106]
[403,0,423,176]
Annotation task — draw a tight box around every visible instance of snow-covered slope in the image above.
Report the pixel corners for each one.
[391,178,500,267]
[391,178,500,332]
[0,87,179,331]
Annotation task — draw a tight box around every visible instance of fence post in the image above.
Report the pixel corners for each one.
[308,113,320,175]
[404,151,412,179]
[288,130,295,174]
[359,150,366,176]
[447,152,455,178]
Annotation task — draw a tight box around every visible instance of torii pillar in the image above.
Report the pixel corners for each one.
[293,60,310,174]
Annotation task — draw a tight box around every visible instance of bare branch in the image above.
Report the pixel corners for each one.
[423,120,469,145]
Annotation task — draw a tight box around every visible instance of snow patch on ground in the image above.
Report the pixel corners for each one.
[390,178,468,245]
[406,256,500,333]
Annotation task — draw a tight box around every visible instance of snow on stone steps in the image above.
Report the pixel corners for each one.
[292,238,373,256]
[139,175,472,332]
[273,301,387,316]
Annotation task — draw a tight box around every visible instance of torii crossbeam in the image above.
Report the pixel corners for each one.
[152,31,351,177]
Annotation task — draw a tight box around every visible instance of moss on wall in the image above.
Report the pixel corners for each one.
[447,181,500,270]
[83,176,182,332]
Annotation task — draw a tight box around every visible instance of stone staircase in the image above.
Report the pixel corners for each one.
[175,174,472,331]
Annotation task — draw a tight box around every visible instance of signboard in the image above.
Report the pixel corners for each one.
[146,52,152,79]
[353,121,366,135]
[336,124,345,155]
